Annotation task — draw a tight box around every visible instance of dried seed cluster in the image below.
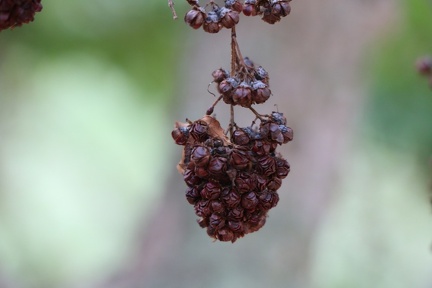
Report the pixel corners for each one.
[172,0,294,242]
[213,57,271,107]
[0,0,42,31]
[172,114,292,242]
[184,0,293,32]
[416,56,432,87]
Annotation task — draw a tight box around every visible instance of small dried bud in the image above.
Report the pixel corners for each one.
[244,57,255,70]
[212,68,229,83]
[255,174,267,192]
[280,125,293,143]
[262,8,281,24]
[200,181,222,200]
[191,145,211,167]
[241,191,259,210]
[235,172,257,193]
[275,157,290,179]
[271,112,287,125]
[183,168,201,187]
[185,187,201,204]
[209,213,225,230]
[222,188,241,208]
[210,200,225,213]
[218,77,238,96]
[266,177,282,190]
[251,140,272,156]
[217,228,235,242]
[228,206,244,219]
[255,66,269,83]
[228,220,244,234]
[194,200,212,217]
[232,82,253,107]
[256,155,276,177]
[219,7,239,29]
[208,156,228,177]
[232,129,250,145]
[271,0,291,17]
[203,11,221,33]
[184,7,205,29]
[251,80,271,104]
[187,0,199,5]
[225,0,243,13]
[230,149,250,170]
[243,0,258,16]
[194,166,210,178]
[247,212,266,233]
[261,122,283,144]
[190,120,209,142]
[171,126,190,145]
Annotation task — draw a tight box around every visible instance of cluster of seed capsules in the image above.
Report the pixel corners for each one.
[416,56,432,88]
[0,0,42,31]
[212,57,271,108]
[184,0,292,33]
[171,111,292,242]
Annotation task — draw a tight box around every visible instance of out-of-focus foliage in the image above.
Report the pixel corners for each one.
[0,0,184,287]
[365,0,432,158]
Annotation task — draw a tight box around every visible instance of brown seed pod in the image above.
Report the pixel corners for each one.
[191,145,211,167]
[271,0,291,17]
[210,200,225,213]
[232,129,250,145]
[227,206,244,219]
[256,155,276,177]
[185,187,201,204]
[212,68,229,83]
[200,181,222,200]
[246,212,267,233]
[203,11,221,33]
[209,213,225,230]
[280,125,293,143]
[251,140,272,156]
[219,7,239,29]
[262,8,281,24]
[230,149,250,170]
[208,156,228,177]
[235,172,257,193]
[275,157,290,179]
[184,7,206,29]
[190,120,209,142]
[221,188,241,208]
[228,220,244,234]
[226,0,243,13]
[266,176,282,190]
[251,80,271,104]
[232,82,253,107]
[243,0,258,16]
[194,200,212,217]
[183,168,201,187]
[241,191,259,210]
[216,228,235,242]
[254,66,270,84]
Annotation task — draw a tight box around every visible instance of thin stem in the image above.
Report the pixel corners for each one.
[249,106,267,121]
[230,104,235,138]
[168,0,178,19]
[231,27,237,77]
[206,95,223,115]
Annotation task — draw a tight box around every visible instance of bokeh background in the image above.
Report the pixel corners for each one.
[0,0,432,288]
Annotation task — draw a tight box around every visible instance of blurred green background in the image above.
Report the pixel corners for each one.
[0,0,431,288]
